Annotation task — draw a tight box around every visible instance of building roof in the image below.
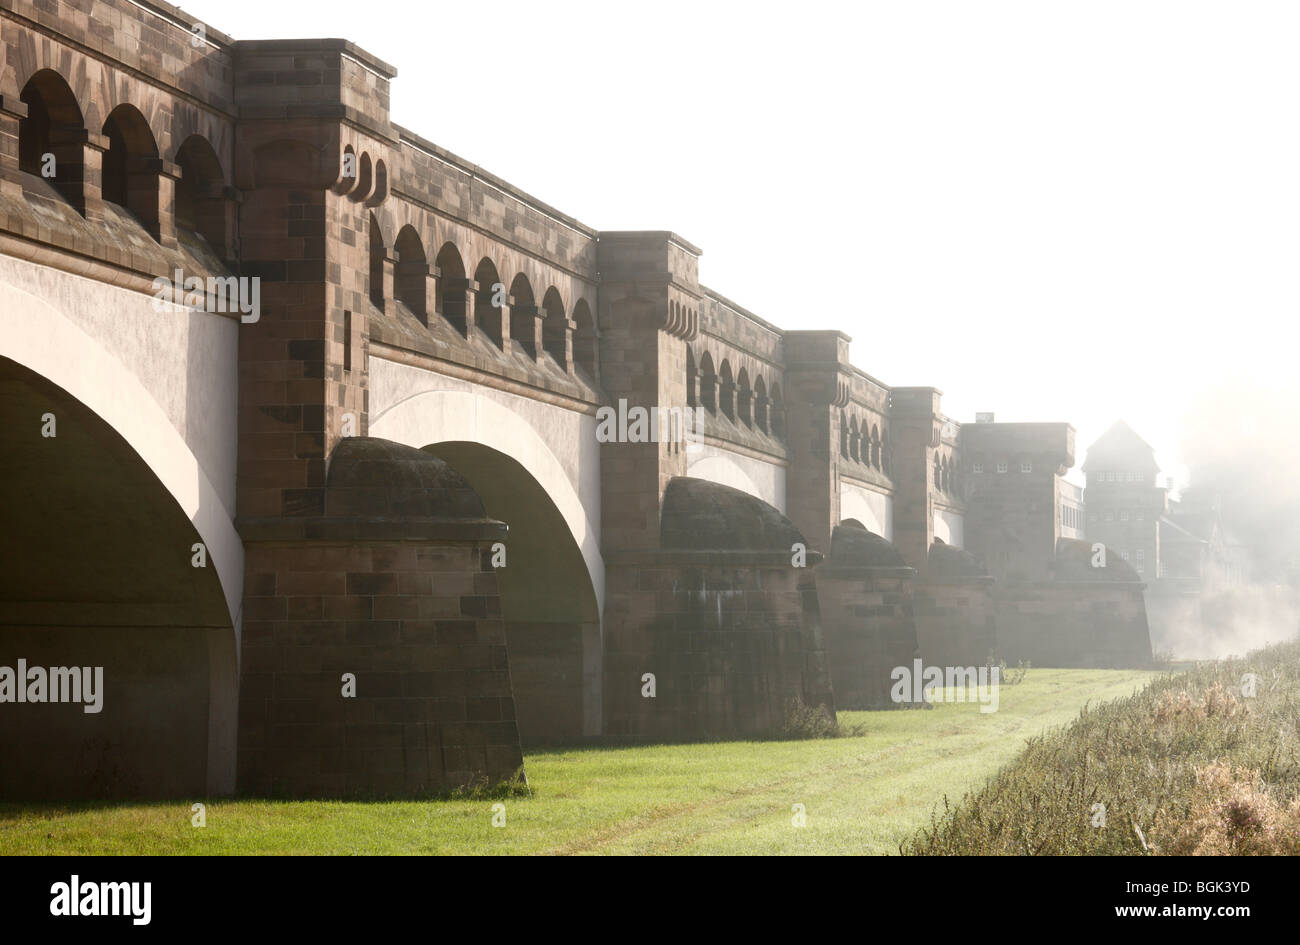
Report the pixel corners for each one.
[1159,516,1209,545]
[1081,420,1160,473]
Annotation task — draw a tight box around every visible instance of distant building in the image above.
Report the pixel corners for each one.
[1081,419,1244,589]
[1081,420,1163,581]
[960,422,1076,582]
[1081,420,1247,654]
[937,420,1152,670]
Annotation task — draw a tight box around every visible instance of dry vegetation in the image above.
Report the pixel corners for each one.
[904,640,1300,855]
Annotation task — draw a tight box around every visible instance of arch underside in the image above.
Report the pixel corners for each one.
[423,442,602,741]
[840,482,894,541]
[0,271,241,797]
[0,357,236,798]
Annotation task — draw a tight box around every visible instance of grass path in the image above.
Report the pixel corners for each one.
[0,669,1155,855]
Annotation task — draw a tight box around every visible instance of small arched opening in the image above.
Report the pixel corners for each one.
[541,287,568,369]
[508,273,536,359]
[101,104,161,240]
[474,258,504,348]
[718,360,735,421]
[737,368,752,427]
[368,215,386,310]
[174,135,227,256]
[434,242,468,335]
[754,376,768,432]
[699,352,717,413]
[572,299,597,382]
[393,225,428,324]
[18,70,86,212]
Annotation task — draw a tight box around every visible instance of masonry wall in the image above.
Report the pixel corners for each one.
[961,423,1075,582]
[238,537,523,796]
[913,578,997,668]
[993,582,1153,668]
[603,553,834,738]
[0,627,211,799]
[888,388,943,572]
[503,621,585,743]
[816,566,918,709]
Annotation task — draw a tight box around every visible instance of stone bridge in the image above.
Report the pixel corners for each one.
[0,0,1152,799]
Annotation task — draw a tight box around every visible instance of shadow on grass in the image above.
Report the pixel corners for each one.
[0,724,872,815]
[0,767,534,816]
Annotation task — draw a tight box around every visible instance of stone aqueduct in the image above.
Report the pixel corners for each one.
[0,0,1152,798]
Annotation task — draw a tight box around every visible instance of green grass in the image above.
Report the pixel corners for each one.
[903,641,1300,855]
[0,669,1154,855]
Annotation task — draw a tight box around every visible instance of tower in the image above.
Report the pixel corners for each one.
[1082,420,1164,580]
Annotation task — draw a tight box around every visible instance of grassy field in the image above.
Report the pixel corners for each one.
[0,668,1154,855]
[905,641,1300,855]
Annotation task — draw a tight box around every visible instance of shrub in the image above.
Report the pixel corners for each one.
[1151,762,1300,856]
[984,652,1030,686]
[778,697,865,739]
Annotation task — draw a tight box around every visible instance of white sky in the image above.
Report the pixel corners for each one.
[181,0,1300,486]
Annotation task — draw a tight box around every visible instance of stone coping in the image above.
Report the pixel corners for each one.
[233,38,398,79]
[396,125,596,238]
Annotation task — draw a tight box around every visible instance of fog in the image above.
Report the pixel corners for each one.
[1147,384,1300,660]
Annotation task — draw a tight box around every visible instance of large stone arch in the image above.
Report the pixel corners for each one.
[422,442,602,741]
[0,276,241,797]
[0,279,242,627]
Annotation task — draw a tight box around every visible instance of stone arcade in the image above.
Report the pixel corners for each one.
[0,0,1151,799]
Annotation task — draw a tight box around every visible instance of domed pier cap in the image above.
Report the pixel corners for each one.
[239,437,506,542]
[829,520,908,568]
[928,539,990,578]
[660,477,815,559]
[1054,537,1143,582]
[326,437,486,519]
